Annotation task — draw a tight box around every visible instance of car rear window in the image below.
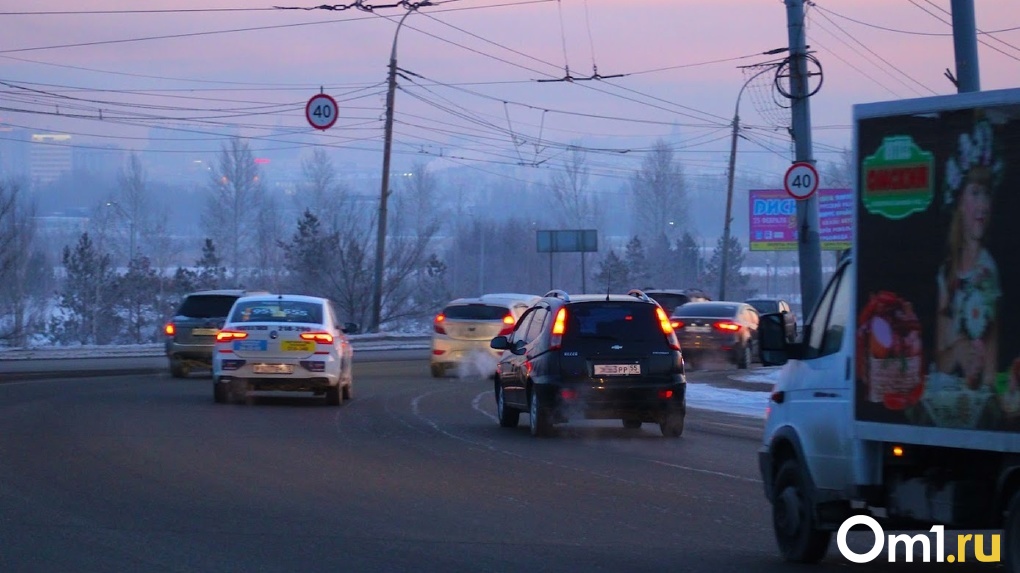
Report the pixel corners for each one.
[443,304,508,321]
[646,293,689,314]
[747,300,779,314]
[176,295,240,318]
[564,302,661,341]
[673,303,739,318]
[229,300,324,324]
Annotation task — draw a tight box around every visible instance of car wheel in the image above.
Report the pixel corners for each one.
[737,343,751,369]
[213,380,229,404]
[170,358,189,379]
[659,410,684,437]
[622,419,642,429]
[326,383,344,406]
[342,382,353,401]
[496,386,520,428]
[1005,490,1020,573]
[528,388,552,437]
[430,364,445,378]
[772,459,831,563]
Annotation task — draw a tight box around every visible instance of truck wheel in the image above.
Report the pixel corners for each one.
[1006,490,1020,573]
[773,459,831,563]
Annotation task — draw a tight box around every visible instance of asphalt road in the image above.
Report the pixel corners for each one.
[0,356,997,572]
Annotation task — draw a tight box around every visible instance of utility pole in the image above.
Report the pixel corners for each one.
[785,0,823,318]
[370,4,428,333]
[950,0,980,93]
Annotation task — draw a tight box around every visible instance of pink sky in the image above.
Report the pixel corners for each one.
[2,0,1018,180]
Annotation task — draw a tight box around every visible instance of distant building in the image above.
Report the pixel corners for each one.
[29,133,72,186]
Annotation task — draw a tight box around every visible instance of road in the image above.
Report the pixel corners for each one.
[0,355,994,572]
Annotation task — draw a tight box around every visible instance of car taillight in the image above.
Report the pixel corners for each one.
[549,307,568,350]
[215,330,248,342]
[670,320,684,330]
[434,313,446,335]
[498,314,515,336]
[713,321,741,332]
[164,322,175,336]
[300,331,334,344]
[656,307,681,351]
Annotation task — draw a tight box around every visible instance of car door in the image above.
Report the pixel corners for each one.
[499,309,535,408]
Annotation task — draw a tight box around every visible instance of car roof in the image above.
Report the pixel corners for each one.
[671,301,745,314]
[540,290,659,305]
[187,289,269,297]
[233,293,328,304]
[446,294,537,308]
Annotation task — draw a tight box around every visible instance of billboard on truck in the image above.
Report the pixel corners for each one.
[854,88,1020,435]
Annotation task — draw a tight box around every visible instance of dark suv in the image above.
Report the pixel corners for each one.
[490,289,687,437]
[164,289,268,378]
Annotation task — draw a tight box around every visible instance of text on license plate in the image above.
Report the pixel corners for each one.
[253,363,294,374]
[685,325,710,333]
[594,364,641,376]
[280,340,315,352]
[193,328,218,336]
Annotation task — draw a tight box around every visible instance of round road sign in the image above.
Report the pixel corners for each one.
[306,93,338,131]
[784,161,819,200]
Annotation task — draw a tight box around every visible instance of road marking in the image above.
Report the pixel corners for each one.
[647,460,762,483]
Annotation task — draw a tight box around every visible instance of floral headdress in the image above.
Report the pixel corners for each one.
[943,117,1005,208]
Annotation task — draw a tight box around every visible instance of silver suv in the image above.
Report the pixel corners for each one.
[164,289,268,378]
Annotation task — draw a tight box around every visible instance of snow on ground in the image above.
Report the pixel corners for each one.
[685,368,780,419]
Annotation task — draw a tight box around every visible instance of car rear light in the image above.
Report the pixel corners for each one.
[164,322,175,336]
[549,307,568,350]
[300,331,334,344]
[658,389,674,399]
[498,314,515,336]
[670,320,684,330]
[656,308,681,351]
[216,330,247,342]
[300,360,326,372]
[713,320,741,332]
[220,359,245,371]
[434,313,446,335]
[560,388,578,400]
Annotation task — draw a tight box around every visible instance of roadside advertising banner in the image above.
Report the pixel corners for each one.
[748,188,852,251]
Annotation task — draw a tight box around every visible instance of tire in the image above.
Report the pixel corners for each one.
[659,410,684,437]
[737,343,751,369]
[622,419,642,429]
[342,382,353,401]
[326,383,344,406]
[772,459,831,563]
[496,386,520,428]
[170,358,189,379]
[528,387,553,437]
[1006,490,1020,573]
[430,364,445,378]
[213,380,229,404]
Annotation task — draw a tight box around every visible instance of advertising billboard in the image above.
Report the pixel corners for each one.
[748,188,852,251]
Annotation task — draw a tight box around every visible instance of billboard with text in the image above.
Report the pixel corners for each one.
[748,188,852,251]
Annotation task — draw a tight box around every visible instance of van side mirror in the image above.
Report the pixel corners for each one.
[759,312,790,366]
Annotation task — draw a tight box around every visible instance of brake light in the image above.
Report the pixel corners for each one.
[549,307,568,350]
[656,307,681,351]
[498,314,515,336]
[164,322,175,336]
[215,330,248,342]
[300,331,334,344]
[671,320,684,330]
[713,321,741,332]
[434,313,446,334]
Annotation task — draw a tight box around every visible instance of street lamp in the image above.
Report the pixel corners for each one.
[370,2,431,333]
[718,65,776,301]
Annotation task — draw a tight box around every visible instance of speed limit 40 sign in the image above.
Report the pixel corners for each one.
[784,161,819,200]
[306,93,338,131]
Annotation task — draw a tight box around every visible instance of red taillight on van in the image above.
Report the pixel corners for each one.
[433,313,446,334]
[498,314,515,336]
[656,307,681,351]
[549,307,568,350]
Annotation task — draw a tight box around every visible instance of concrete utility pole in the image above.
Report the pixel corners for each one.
[785,0,823,318]
[951,0,980,93]
[370,4,428,333]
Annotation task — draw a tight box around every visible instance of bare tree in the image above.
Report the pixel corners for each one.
[201,138,264,281]
[299,148,350,232]
[630,139,688,243]
[821,147,854,189]
[113,152,148,263]
[550,146,600,228]
[0,181,49,347]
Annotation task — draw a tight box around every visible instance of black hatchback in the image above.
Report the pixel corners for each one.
[490,289,687,437]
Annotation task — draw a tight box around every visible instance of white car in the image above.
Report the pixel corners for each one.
[212,294,355,405]
[430,293,539,378]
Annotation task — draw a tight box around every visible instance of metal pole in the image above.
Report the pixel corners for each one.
[719,66,773,301]
[370,8,418,333]
[786,0,824,318]
[950,0,980,93]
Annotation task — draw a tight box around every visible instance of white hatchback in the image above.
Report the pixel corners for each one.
[212,294,355,405]
[430,293,539,378]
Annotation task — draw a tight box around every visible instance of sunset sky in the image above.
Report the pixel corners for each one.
[2,0,1019,184]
